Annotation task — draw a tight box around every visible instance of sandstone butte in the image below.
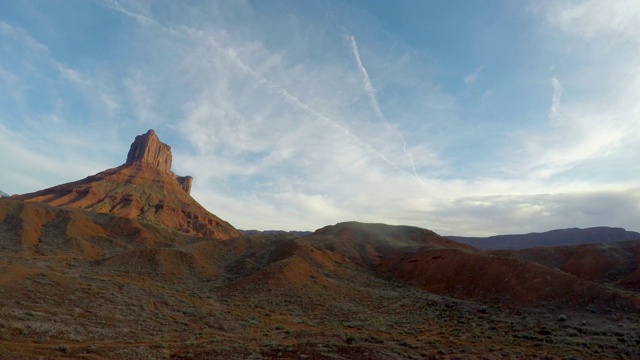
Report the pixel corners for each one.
[13,130,240,240]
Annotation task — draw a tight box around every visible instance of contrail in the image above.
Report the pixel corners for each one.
[223,49,413,176]
[348,35,385,121]
[348,35,429,190]
[101,0,156,25]
[98,2,424,183]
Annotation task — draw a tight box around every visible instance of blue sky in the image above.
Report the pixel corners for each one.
[1,0,639,235]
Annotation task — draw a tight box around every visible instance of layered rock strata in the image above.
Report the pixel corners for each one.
[125,129,192,194]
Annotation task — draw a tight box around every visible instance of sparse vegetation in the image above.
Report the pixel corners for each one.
[1,148,640,359]
[345,333,358,344]
[57,344,70,354]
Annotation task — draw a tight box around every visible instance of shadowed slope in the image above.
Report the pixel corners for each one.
[314,221,468,249]
[308,221,472,269]
[378,247,640,312]
[496,241,640,293]
[315,222,640,312]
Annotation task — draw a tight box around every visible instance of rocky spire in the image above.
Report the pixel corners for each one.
[125,130,192,194]
[126,129,173,173]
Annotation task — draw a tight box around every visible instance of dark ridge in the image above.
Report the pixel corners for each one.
[448,226,640,250]
[240,229,314,237]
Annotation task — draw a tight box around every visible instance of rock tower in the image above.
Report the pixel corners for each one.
[126,129,193,194]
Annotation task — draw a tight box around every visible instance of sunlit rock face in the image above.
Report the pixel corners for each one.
[125,129,173,174]
[125,129,192,194]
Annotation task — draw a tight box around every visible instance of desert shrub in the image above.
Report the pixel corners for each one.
[538,327,553,336]
[363,335,383,343]
[345,333,357,344]
[565,328,579,337]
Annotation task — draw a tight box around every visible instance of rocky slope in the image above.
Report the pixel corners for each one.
[495,241,640,292]
[12,130,239,240]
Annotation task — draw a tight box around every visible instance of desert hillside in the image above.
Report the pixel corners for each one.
[1,131,639,359]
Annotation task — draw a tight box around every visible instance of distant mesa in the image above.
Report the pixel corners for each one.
[0,190,8,198]
[448,227,640,250]
[12,130,239,240]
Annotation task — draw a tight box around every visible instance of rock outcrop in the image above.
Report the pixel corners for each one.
[176,175,193,194]
[125,129,192,194]
[12,130,239,240]
[126,130,173,173]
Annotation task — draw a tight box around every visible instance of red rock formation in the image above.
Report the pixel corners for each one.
[126,130,173,173]
[176,175,193,194]
[13,130,239,240]
[124,129,193,194]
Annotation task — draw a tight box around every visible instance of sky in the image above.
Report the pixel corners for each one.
[1,0,639,236]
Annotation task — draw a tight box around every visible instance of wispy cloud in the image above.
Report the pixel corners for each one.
[2,1,640,236]
[347,34,429,190]
[0,20,121,120]
[463,65,484,85]
[124,76,154,124]
[433,187,640,236]
[0,19,130,192]
[544,0,640,41]
[549,76,562,120]
[100,0,155,25]
[510,1,640,182]
[176,29,412,180]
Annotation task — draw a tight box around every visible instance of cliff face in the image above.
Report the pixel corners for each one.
[126,130,173,173]
[125,129,191,194]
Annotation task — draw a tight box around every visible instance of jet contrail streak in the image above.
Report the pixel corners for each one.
[224,49,413,176]
[348,35,430,191]
[99,1,424,184]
